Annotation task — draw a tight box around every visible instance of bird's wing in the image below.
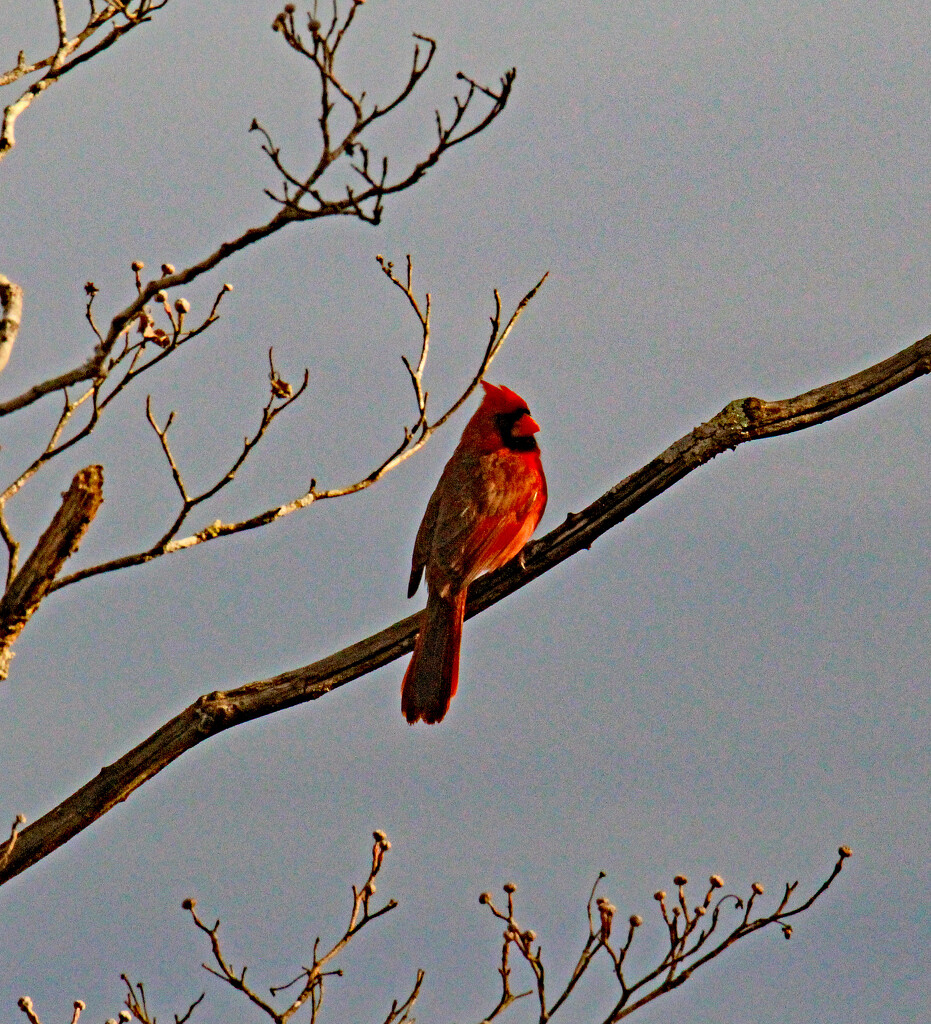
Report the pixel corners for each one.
[428,451,543,589]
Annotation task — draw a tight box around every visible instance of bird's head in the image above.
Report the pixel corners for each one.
[478,380,541,452]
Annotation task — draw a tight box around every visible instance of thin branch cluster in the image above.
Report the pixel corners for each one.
[0,0,519,671]
[260,1,514,225]
[1,2,169,161]
[477,846,853,1023]
[122,832,421,1024]
[13,841,851,1024]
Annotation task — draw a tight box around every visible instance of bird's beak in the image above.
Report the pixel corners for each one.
[512,412,541,437]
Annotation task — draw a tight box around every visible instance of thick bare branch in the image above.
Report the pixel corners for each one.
[0,465,103,679]
[0,273,23,373]
[0,334,926,883]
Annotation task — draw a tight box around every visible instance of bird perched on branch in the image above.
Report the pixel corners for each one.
[402,381,547,724]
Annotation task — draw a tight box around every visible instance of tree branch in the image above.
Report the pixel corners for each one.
[0,465,103,679]
[0,332,928,884]
[0,273,23,373]
[119,832,413,1024]
[473,848,852,1023]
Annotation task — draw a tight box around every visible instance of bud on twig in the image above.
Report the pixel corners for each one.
[751,882,764,895]
[596,896,615,940]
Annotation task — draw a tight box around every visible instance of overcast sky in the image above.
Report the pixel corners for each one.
[1,2,928,1022]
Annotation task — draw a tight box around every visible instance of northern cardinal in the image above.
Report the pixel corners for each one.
[401,381,547,724]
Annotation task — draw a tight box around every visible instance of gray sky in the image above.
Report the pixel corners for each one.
[1,1,928,1022]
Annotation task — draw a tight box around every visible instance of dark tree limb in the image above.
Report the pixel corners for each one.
[0,332,928,884]
[0,465,103,678]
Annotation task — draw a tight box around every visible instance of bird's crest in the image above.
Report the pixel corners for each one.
[480,380,530,413]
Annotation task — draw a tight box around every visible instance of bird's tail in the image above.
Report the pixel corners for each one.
[401,589,466,724]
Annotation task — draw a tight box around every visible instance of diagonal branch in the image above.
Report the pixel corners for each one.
[0,331,928,884]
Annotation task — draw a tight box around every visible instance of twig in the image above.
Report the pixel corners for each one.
[0,813,26,871]
[122,974,205,1024]
[474,849,852,1023]
[1,3,170,162]
[17,997,43,1024]
[134,831,410,1024]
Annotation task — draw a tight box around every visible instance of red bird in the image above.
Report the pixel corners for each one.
[401,381,547,724]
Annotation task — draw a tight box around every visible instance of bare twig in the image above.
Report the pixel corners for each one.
[0,384,100,510]
[0,333,926,885]
[0,277,231,590]
[0,501,20,589]
[0,813,26,871]
[131,831,411,1024]
[121,974,205,1024]
[15,997,85,1024]
[16,997,43,1024]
